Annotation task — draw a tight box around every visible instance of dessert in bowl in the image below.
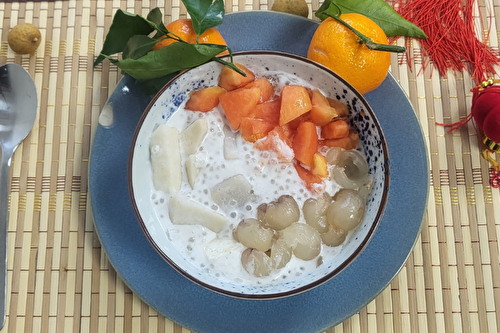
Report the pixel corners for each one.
[128,51,389,299]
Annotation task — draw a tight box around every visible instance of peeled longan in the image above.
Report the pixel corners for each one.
[271,0,309,18]
[8,23,42,54]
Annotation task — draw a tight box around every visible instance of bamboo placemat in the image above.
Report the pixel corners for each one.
[0,0,499,332]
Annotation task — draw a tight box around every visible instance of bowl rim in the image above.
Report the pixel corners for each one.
[127,50,390,300]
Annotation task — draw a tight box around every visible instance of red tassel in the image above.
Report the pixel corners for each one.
[393,0,499,85]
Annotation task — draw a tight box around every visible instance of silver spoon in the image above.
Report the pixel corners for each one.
[0,64,37,329]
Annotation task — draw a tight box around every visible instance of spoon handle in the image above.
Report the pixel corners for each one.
[0,147,13,330]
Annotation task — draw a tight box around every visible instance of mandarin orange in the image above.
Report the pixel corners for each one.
[151,19,228,55]
[307,13,390,95]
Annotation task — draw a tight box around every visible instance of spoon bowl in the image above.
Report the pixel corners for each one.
[0,64,37,329]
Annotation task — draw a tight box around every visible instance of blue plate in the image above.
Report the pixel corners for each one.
[89,11,429,333]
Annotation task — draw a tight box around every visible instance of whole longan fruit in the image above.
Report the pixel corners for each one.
[271,0,309,18]
[8,23,42,54]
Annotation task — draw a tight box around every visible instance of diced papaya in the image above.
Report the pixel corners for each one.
[254,126,294,162]
[294,163,325,194]
[309,89,340,126]
[292,121,318,167]
[319,130,359,150]
[219,87,261,130]
[327,97,349,117]
[321,119,350,139]
[218,63,255,91]
[240,117,276,143]
[311,152,329,178]
[244,77,275,103]
[185,86,226,112]
[248,99,281,125]
[280,123,296,142]
[279,85,312,126]
[285,113,310,132]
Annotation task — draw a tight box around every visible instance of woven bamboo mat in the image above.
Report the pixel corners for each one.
[0,0,499,332]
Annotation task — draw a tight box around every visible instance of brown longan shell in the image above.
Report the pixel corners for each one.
[8,23,42,55]
[271,0,309,18]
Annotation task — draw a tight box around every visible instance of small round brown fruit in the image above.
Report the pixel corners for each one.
[271,0,309,18]
[8,23,42,55]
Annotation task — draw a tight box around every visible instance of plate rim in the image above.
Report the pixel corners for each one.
[89,10,429,333]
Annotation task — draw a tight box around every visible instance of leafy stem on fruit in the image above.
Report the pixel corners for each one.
[322,2,405,53]
[316,0,427,40]
[93,0,244,93]
[328,13,406,53]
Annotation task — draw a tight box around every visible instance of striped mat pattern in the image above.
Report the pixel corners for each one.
[0,0,499,332]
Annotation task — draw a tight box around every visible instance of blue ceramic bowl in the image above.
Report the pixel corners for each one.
[128,51,389,299]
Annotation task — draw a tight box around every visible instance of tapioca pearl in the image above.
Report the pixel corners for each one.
[151,144,160,154]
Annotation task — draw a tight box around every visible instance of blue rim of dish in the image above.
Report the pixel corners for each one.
[128,50,391,300]
[89,11,429,333]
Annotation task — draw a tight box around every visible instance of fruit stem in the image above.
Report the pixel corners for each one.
[327,14,406,53]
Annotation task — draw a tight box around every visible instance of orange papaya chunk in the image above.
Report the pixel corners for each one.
[319,130,359,150]
[294,162,325,194]
[244,77,275,103]
[254,126,294,162]
[285,113,310,132]
[309,89,340,126]
[219,87,261,130]
[327,97,349,117]
[248,99,281,125]
[185,86,226,112]
[311,152,329,178]
[321,119,350,139]
[240,117,276,143]
[279,85,312,126]
[218,63,255,91]
[292,121,318,167]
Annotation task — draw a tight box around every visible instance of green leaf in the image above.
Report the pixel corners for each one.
[183,0,225,38]
[94,9,156,66]
[105,42,227,80]
[147,7,168,37]
[122,35,157,60]
[316,0,427,39]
